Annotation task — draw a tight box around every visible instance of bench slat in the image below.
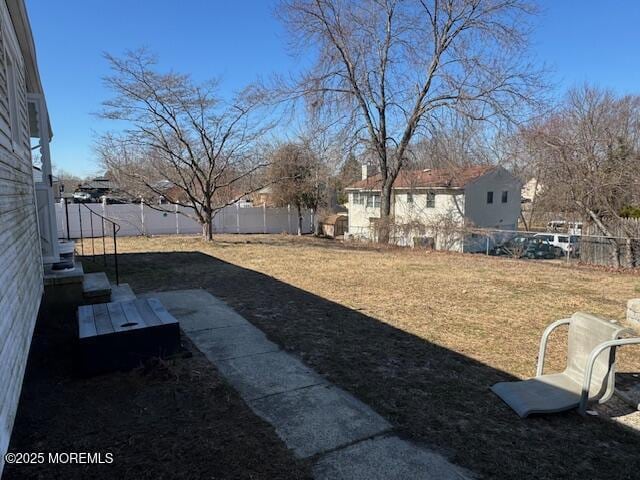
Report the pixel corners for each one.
[107,302,144,333]
[146,298,179,325]
[120,300,146,329]
[78,305,97,339]
[93,303,114,335]
[134,298,163,327]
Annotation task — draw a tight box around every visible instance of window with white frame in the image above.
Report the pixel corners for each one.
[366,193,380,208]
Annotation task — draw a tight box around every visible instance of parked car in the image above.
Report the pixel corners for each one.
[99,195,128,205]
[72,191,92,203]
[489,236,529,257]
[491,236,562,259]
[523,241,558,260]
[534,233,580,256]
[567,222,583,236]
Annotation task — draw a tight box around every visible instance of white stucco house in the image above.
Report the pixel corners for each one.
[345,165,521,251]
[0,0,57,472]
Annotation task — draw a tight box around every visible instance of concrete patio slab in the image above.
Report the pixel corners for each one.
[188,324,279,360]
[249,384,392,458]
[154,289,473,479]
[110,283,136,303]
[312,436,471,480]
[216,350,327,400]
[141,289,248,332]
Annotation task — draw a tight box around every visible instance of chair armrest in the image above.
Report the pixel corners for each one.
[536,318,572,377]
[578,332,640,415]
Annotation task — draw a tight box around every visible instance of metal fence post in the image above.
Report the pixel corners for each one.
[64,197,70,240]
[78,202,84,256]
[101,197,107,266]
[287,204,291,233]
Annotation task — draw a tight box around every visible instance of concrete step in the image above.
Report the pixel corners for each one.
[44,261,84,287]
[110,283,136,303]
[82,272,112,303]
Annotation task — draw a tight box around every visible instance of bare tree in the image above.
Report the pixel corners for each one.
[269,142,323,235]
[522,85,640,266]
[277,0,544,242]
[97,49,273,241]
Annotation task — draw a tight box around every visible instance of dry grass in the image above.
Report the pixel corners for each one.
[82,234,640,479]
[98,234,640,376]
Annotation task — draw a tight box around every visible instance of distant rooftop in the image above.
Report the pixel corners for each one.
[346,165,496,191]
[79,178,117,190]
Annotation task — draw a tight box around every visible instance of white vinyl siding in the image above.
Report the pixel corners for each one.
[0,3,43,470]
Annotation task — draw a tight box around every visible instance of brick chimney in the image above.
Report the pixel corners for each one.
[361,164,377,180]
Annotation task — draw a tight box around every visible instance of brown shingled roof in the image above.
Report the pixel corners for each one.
[346,165,495,191]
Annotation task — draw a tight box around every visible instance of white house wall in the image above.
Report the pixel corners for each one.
[463,167,521,230]
[345,167,521,252]
[345,194,381,238]
[392,189,465,250]
[0,1,43,471]
[462,168,521,252]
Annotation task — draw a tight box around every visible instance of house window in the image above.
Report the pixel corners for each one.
[367,193,380,208]
[426,192,435,208]
[501,191,508,203]
[407,192,413,203]
[487,191,494,204]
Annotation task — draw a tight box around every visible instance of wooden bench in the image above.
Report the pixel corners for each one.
[78,298,180,374]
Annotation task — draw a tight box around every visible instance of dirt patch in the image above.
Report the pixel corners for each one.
[3,305,311,480]
[81,233,640,480]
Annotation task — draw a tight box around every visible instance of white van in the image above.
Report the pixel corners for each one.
[534,233,579,255]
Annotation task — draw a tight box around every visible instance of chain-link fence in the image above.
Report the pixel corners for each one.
[344,224,640,268]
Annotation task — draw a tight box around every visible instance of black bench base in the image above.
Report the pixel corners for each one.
[78,298,180,374]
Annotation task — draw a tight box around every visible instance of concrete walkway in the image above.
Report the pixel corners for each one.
[145,289,472,480]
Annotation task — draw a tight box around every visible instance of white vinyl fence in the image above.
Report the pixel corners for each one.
[56,201,313,239]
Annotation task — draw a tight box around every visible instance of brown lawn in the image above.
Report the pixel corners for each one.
[84,234,640,479]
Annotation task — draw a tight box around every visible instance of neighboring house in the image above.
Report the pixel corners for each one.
[56,177,82,200]
[521,177,542,204]
[252,185,275,206]
[75,176,117,200]
[0,0,56,471]
[345,165,521,251]
[32,168,76,200]
[161,182,253,207]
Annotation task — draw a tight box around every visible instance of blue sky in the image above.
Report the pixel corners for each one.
[26,0,640,177]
